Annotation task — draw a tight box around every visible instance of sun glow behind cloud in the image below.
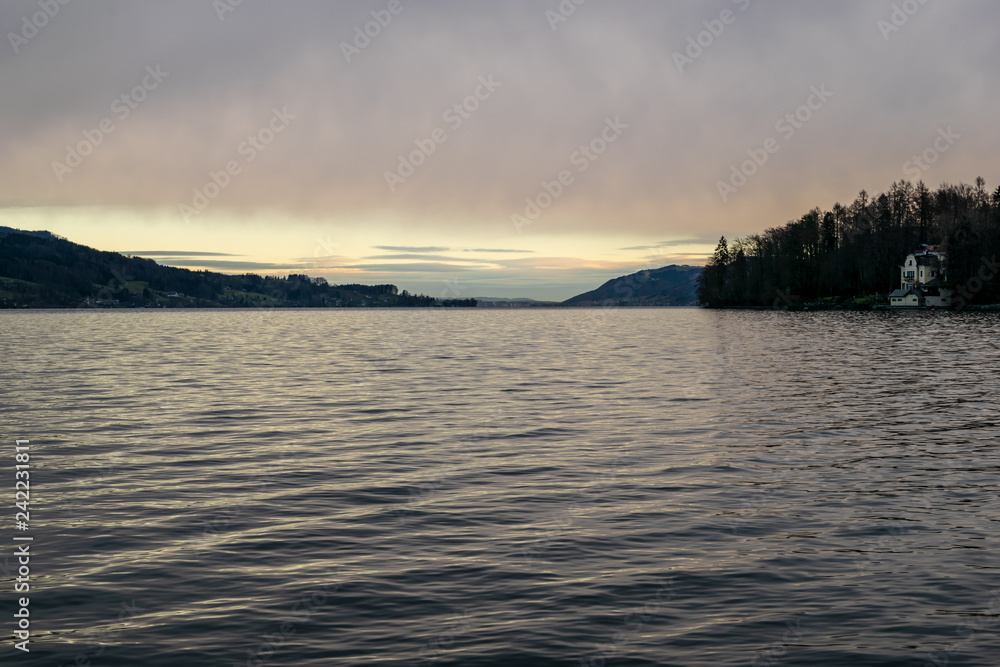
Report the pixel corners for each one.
[1,205,712,300]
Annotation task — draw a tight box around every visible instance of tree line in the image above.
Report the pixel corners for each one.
[698,178,1000,307]
[0,229,476,308]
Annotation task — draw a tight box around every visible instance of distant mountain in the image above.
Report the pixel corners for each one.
[563,265,703,306]
[0,228,475,309]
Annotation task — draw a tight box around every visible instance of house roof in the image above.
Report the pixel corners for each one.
[889,288,917,297]
[911,246,946,258]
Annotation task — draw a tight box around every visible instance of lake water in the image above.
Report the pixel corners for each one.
[2,308,1000,666]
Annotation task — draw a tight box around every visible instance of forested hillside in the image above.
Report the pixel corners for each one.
[0,228,475,308]
[564,265,701,306]
[698,179,1000,308]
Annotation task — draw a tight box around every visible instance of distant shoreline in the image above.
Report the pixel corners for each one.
[5,304,1000,313]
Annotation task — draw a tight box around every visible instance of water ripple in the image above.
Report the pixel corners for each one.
[1,309,999,666]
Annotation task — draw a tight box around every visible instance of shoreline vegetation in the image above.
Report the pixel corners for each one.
[697,178,1000,310]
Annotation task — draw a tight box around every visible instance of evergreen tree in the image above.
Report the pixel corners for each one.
[697,179,1000,307]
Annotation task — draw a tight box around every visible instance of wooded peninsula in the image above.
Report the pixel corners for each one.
[698,179,1000,309]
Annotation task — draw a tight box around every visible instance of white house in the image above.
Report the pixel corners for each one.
[889,245,953,308]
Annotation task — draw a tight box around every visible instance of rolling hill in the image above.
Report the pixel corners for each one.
[0,227,473,308]
[562,265,702,306]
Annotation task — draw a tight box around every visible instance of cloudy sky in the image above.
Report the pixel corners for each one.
[0,0,996,299]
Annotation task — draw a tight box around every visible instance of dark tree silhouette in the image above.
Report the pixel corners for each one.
[698,179,1000,308]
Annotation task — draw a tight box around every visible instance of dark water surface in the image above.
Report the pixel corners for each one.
[2,309,999,666]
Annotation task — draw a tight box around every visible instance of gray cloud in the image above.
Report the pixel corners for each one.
[156,259,299,271]
[621,238,719,251]
[373,246,451,253]
[366,253,489,262]
[332,262,477,273]
[1,0,996,256]
[462,248,533,254]
[126,251,239,257]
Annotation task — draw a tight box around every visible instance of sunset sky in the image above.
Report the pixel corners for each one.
[1,0,997,299]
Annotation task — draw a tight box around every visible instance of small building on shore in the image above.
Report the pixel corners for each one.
[890,245,953,308]
[889,287,921,307]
